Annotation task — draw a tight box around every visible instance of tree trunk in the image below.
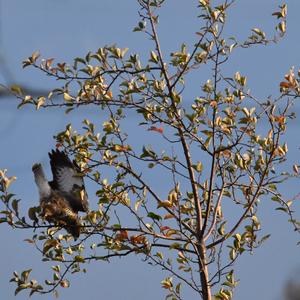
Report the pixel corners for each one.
[199,243,212,300]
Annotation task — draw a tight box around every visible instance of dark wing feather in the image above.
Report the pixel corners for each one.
[48,149,89,212]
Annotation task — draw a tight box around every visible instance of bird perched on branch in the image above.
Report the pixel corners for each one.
[32,149,89,238]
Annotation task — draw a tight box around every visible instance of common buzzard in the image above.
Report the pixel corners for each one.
[32,149,89,238]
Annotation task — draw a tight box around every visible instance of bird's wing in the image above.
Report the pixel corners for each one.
[48,149,89,212]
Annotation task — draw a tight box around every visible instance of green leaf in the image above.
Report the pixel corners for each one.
[147,212,162,221]
[140,146,157,159]
[175,282,182,294]
[275,207,288,213]
[169,242,181,249]
[11,199,19,216]
[74,255,85,263]
[155,252,164,260]
[43,239,59,254]
[28,207,38,222]
[21,269,32,282]
[10,84,24,96]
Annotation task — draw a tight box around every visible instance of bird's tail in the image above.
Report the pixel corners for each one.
[65,219,81,239]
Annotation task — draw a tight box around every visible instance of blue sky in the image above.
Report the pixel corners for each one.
[1,1,300,299]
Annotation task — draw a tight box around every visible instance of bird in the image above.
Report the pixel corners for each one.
[32,149,89,238]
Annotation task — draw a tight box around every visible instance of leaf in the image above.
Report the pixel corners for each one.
[156,252,164,260]
[165,229,179,237]
[260,234,271,244]
[57,62,66,72]
[45,58,54,69]
[134,199,143,211]
[53,290,59,298]
[150,51,159,63]
[74,255,85,263]
[160,226,171,233]
[130,235,146,245]
[10,84,24,96]
[210,100,217,108]
[147,212,162,221]
[36,96,45,110]
[3,175,17,190]
[157,200,173,208]
[11,199,19,216]
[251,28,266,39]
[21,269,32,282]
[199,0,209,7]
[229,248,236,260]
[217,221,226,235]
[242,107,250,117]
[88,211,98,224]
[115,230,128,241]
[113,144,131,152]
[280,81,291,88]
[175,283,182,294]
[275,207,288,213]
[164,214,175,220]
[74,57,86,65]
[63,92,73,102]
[140,146,157,159]
[121,48,129,57]
[161,277,173,289]
[169,242,181,249]
[24,239,35,244]
[234,233,241,242]
[31,51,40,63]
[194,161,203,172]
[278,21,286,33]
[60,279,70,288]
[43,239,59,254]
[148,126,163,134]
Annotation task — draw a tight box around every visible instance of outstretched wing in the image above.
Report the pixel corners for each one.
[48,149,89,212]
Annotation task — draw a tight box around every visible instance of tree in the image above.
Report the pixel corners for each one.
[0,1,298,299]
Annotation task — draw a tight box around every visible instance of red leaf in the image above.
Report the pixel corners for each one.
[160,226,171,233]
[130,235,146,245]
[148,126,163,134]
[57,63,66,72]
[280,81,291,88]
[24,239,34,244]
[115,230,128,241]
[45,58,54,69]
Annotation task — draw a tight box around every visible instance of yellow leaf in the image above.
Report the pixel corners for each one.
[157,200,173,208]
[24,95,33,102]
[105,90,113,100]
[63,93,73,101]
[242,107,250,117]
[31,51,40,62]
[279,21,286,33]
[150,51,158,63]
[4,176,17,189]
[74,255,85,263]
[164,213,175,220]
[36,96,45,110]
[10,84,23,96]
